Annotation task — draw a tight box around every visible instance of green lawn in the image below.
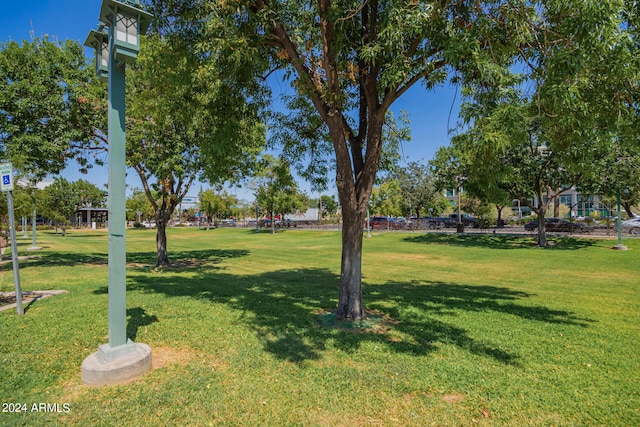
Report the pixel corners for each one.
[1,228,639,426]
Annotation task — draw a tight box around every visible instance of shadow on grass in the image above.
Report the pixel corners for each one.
[404,233,594,250]
[127,307,159,341]
[91,259,596,366]
[12,249,250,270]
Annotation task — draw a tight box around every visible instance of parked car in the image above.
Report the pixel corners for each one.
[621,217,640,234]
[405,216,447,230]
[259,218,297,228]
[496,218,510,227]
[525,218,591,233]
[441,213,479,228]
[367,216,405,230]
[282,218,297,228]
[258,218,275,228]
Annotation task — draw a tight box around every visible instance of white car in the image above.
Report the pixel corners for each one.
[621,217,640,234]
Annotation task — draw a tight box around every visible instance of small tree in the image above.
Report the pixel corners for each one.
[253,155,299,234]
[127,35,264,266]
[371,180,402,217]
[126,188,155,223]
[395,162,444,227]
[199,189,236,230]
[43,178,75,236]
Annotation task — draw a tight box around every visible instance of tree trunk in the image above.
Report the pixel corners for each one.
[156,213,171,266]
[536,208,547,247]
[553,192,560,217]
[270,210,276,234]
[335,204,365,320]
[415,207,421,230]
[623,201,635,218]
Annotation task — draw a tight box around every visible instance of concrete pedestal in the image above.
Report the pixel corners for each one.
[611,244,628,251]
[81,341,152,386]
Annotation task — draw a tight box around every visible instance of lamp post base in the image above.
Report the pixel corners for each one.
[81,341,152,386]
[611,244,628,251]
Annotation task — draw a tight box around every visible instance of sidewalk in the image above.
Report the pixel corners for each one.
[0,290,67,312]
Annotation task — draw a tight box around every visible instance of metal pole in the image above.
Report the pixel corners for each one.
[7,191,23,315]
[255,206,259,232]
[22,216,28,238]
[613,187,627,250]
[107,55,128,348]
[617,189,623,246]
[32,191,37,247]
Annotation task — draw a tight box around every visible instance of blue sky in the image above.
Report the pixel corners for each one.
[0,0,460,201]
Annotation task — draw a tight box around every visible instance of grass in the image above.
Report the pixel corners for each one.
[1,228,639,426]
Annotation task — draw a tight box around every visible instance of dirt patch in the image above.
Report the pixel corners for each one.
[151,346,199,369]
[443,393,465,404]
[379,253,429,261]
[317,309,399,334]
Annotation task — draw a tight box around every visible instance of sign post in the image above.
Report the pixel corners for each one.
[1,162,23,315]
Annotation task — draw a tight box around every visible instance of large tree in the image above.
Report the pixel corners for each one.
[147,0,538,320]
[448,1,636,245]
[127,34,264,266]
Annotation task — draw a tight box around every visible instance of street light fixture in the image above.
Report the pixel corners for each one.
[81,0,153,386]
[85,28,108,82]
[99,0,152,63]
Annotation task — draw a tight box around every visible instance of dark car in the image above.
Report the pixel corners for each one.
[525,218,590,233]
[405,216,446,230]
[367,216,405,230]
[259,218,297,228]
[258,218,279,228]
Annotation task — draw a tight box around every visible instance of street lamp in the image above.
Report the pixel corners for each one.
[81,0,153,386]
[85,28,109,82]
[26,182,41,251]
[613,186,629,251]
[255,205,260,232]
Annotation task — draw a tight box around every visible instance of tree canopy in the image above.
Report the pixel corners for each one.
[0,37,105,178]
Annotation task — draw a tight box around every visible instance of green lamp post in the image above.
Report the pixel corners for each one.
[613,186,629,251]
[81,0,153,386]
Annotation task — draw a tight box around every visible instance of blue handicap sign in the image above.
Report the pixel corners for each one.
[2,175,10,185]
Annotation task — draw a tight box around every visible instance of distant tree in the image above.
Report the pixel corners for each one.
[320,195,338,217]
[126,188,155,223]
[371,180,402,217]
[199,189,236,229]
[73,179,105,210]
[43,179,73,235]
[395,162,447,227]
[451,0,636,245]
[253,155,301,234]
